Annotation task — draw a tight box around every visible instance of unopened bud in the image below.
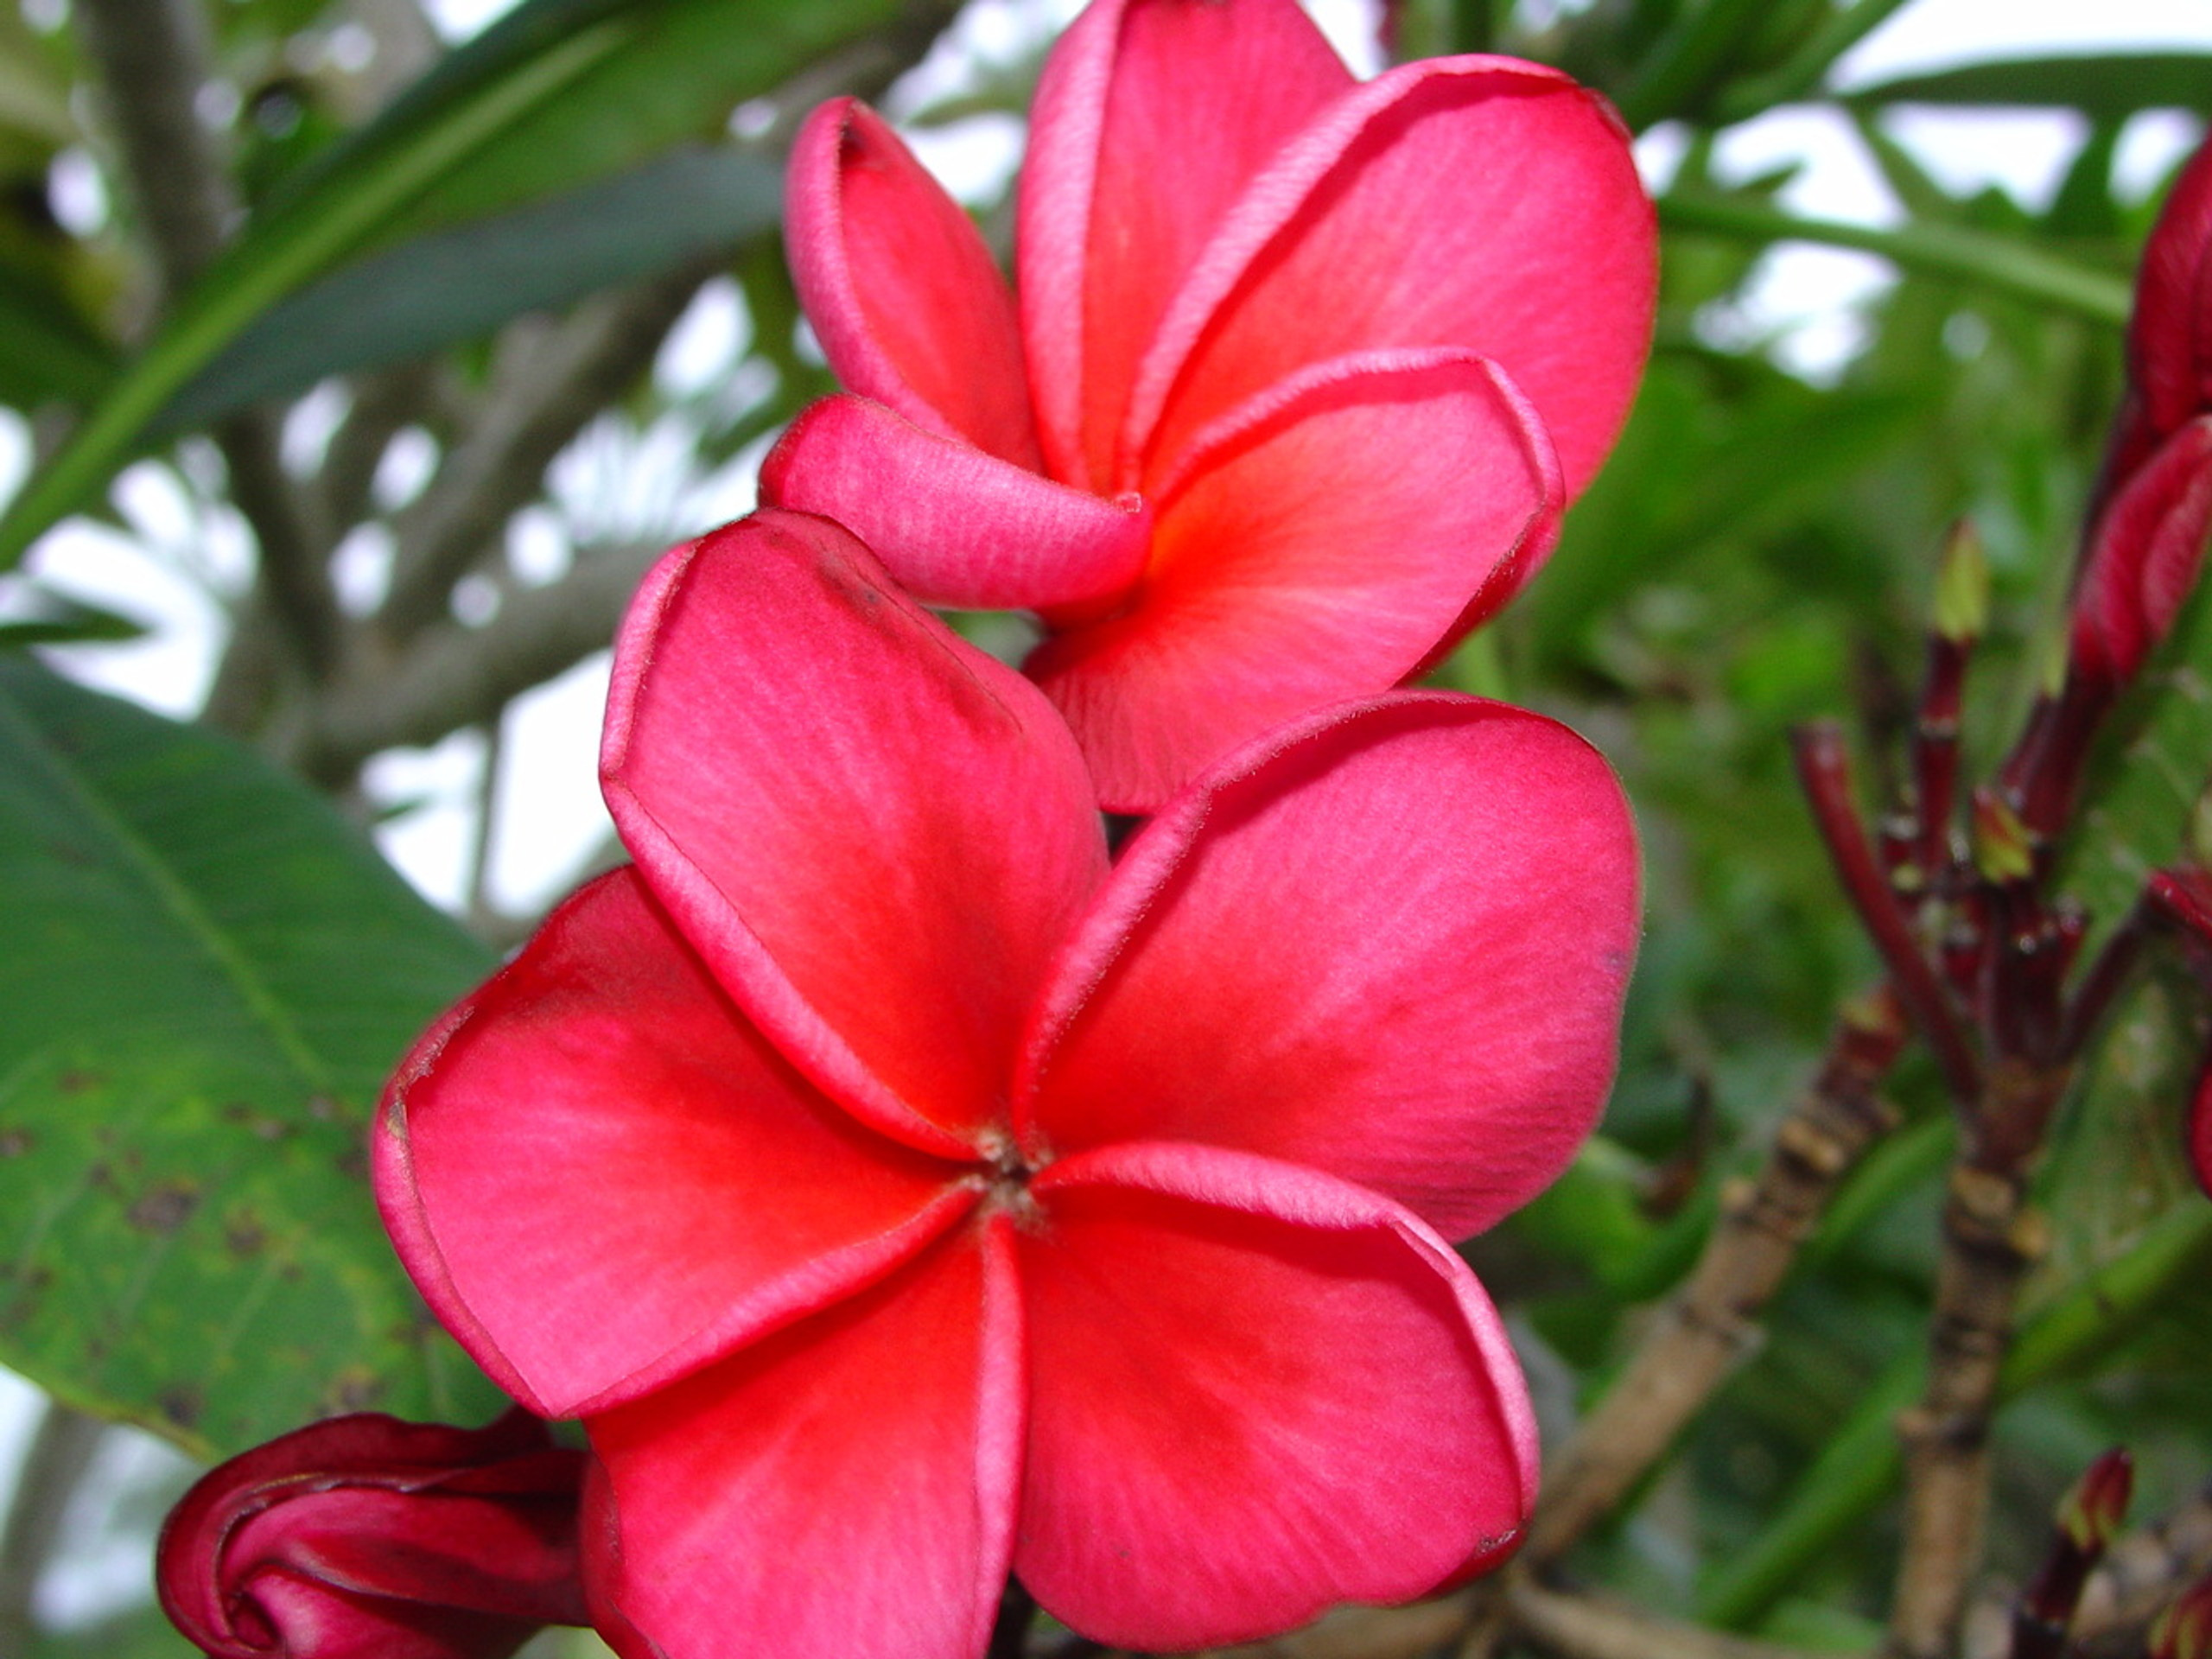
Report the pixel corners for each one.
[2150,1574,2212,1659]
[2149,866,2212,944]
[1973,791,2035,884]
[2057,1447,2133,1552]
[1934,522,1989,644]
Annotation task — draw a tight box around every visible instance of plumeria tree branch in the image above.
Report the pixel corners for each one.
[377,269,714,640]
[73,0,345,686]
[301,537,665,783]
[1528,988,1907,1562]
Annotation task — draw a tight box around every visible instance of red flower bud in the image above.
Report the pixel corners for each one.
[2116,138,2212,486]
[157,1409,589,1659]
[2152,1573,2212,1659]
[2070,135,2212,693]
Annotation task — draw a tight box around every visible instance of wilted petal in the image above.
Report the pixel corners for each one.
[787,99,1040,467]
[377,868,977,1418]
[585,1220,1024,1659]
[760,395,1151,610]
[2072,415,2212,685]
[1019,0,1351,488]
[1124,55,1653,497]
[1018,694,1638,1240]
[158,1410,587,1659]
[1027,348,1559,809]
[1017,1142,1535,1649]
[603,512,1108,1154]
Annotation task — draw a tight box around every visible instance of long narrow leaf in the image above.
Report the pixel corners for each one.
[1660,191,2133,324]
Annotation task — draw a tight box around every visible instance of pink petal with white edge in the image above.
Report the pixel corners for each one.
[584,1218,1024,1659]
[1017,1141,1535,1650]
[760,395,1151,610]
[1028,347,1560,810]
[787,99,1039,467]
[603,512,1108,1156]
[1018,0,1351,489]
[1122,56,1654,497]
[376,868,978,1419]
[1017,693,1638,1241]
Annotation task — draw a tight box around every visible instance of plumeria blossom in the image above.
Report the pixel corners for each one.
[374,510,1639,1659]
[156,1408,588,1659]
[760,0,1655,810]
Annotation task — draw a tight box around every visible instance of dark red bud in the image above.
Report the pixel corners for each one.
[2151,1573,2212,1659]
[157,1409,589,1659]
[2151,866,2212,942]
[2126,137,2212,461]
[2070,417,2212,690]
[2058,1447,2133,1552]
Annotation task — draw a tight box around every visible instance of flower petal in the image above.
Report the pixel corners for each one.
[760,395,1151,610]
[1027,347,1560,809]
[584,1219,1024,1659]
[787,99,1039,467]
[1019,0,1351,489]
[2073,415,2212,685]
[1017,1141,1535,1649]
[376,868,978,1419]
[1017,693,1639,1240]
[1122,55,1653,497]
[602,511,1109,1154]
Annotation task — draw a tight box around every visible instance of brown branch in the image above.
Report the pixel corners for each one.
[317,361,456,535]
[1526,990,1907,1565]
[1887,1065,2067,1659]
[1507,1582,1847,1659]
[73,0,344,689]
[376,269,710,640]
[300,538,664,784]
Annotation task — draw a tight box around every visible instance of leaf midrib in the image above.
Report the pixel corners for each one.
[0,683,334,1095]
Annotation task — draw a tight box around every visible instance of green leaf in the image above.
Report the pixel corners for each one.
[1658,191,2133,325]
[0,259,117,408]
[0,589,147,649]
[0,0,931,568]
[0,658,500,1456]
[1845,54,2212,124]
[164,145,782,429]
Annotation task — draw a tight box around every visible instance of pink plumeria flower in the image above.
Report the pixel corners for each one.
[375,509,1640,1659]
[157,1409,588,1659]
[761,0,1656,810]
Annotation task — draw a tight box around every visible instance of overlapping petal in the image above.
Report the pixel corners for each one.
[585,1221,1025,1659]
[787,99,1039,467]
[1123,55,1654,497]
[760,395,1151,610]
[1015,1142,1535,1649]
[376,868,977,1419]
[2072,415,2212,685]
[602,511,1108,1154]
[1016,693,1638,1240]
[1018,0,1353,489]
[1027,348,1560,807]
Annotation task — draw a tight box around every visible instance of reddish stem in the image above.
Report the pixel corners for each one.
[1795,722,1984,1103]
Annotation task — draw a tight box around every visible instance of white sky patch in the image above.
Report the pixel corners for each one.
[487,651,618,914]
